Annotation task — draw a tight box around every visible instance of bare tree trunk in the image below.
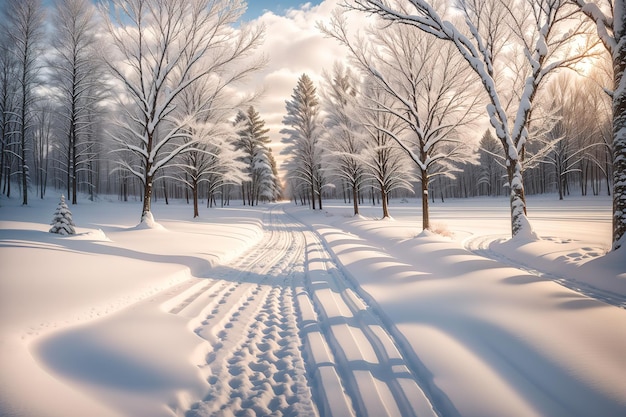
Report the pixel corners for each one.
[381,187,389,218]
[421,174,429,230]
[72,141,77,204]
[192,179,199,218]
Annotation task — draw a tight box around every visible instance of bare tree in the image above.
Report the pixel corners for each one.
[534,73,607,199]
[347,0,598,238]
[177,126,247,217]
[357,76,416,217]
[48,0,107,204]
[572,0,626,249]
[32,102,54,199]
[323,15,482,230]
[171,65,257,217]
[101,0,263,224]
[3,0,46,205]
[0,26,18,197]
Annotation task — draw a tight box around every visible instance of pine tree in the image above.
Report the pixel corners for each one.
[281,74,325,209]
[49,195,76,235]
[235,106,275,205]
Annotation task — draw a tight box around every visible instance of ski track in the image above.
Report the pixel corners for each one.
[464,234,626,309]
[163,207,436,417]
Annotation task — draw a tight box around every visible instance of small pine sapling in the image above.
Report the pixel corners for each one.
[49,195,76,235]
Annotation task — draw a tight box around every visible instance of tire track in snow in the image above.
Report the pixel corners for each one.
[465,234,626,308]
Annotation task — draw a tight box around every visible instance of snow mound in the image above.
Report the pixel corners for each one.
[135,211,165,230]
[73,229,110,241]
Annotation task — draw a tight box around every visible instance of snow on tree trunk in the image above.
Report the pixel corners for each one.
[507,158,535,239]
[141,176,153,224]
[613,20,626,250]
[570,0,625,250]
[49,195,75,235]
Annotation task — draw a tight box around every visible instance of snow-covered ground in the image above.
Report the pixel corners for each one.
[0,194,624,417]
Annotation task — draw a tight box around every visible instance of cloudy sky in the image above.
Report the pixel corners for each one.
[236,0,359,164]
[242,1,325,21]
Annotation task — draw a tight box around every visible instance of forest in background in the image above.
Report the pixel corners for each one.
[0,0,620,241]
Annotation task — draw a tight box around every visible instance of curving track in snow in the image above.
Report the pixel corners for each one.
[170,207,436,417]
[464,234,626,309]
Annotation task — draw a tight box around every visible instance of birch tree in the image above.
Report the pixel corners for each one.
[323,15,481,230]
[101,0,263,224]
[572,0,626,249]
[347,0,597,238]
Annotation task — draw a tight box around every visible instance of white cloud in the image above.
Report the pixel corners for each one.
[241,0,353,170]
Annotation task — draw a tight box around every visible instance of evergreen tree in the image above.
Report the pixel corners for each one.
[235,106,275,205]
[478,130,505,196]
[281,74,325,209]
[49,194,76,235]
[267,148,282,201]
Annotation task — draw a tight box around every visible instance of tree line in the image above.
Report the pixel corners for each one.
[0,0,280,221]
[1,0,623,251]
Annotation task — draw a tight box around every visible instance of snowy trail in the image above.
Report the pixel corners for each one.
[172,208,316,417]
[173,207,436,417]
[464,234,626,308]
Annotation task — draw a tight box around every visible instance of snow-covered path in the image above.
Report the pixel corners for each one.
[178,208,316,416]
[174,207,436,416]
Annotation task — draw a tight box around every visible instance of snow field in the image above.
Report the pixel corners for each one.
[1,195,625,417]
[290,203,626,417]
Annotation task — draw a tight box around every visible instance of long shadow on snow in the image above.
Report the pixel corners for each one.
[313,226,619,417]
[32,266,303,399]
[0,227,215,277]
